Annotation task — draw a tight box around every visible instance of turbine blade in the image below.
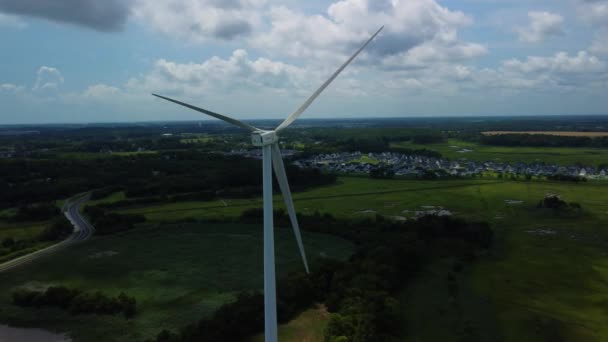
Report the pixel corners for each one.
[271,143,309,274]
[152,94,259,131]
[275,26,384,132]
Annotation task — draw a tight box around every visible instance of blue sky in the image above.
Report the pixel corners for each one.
[0,0,607,124]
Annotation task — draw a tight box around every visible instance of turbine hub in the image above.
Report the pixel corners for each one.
[251,130,278,147]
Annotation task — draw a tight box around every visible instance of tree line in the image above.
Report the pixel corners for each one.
[480,133,608,148]
[0,151,336,208]
[12,285,136,318]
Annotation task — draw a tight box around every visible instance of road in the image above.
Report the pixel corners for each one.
[0,194,94,273]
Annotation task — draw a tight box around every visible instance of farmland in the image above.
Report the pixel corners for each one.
[392,139,608,166]
[482,131,608,137]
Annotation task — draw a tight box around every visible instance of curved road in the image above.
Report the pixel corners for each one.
[0,194,94,273]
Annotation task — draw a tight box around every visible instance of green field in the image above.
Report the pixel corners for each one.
[108,176,608,341]
[348,155,380,164]
[4,175,608,341]
[392,139,608,166]
[0,223,353,342]
[114,177,607,223]
[251,305,329,342]
[0,219,53,263]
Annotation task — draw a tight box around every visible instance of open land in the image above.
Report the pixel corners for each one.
[0,223,353,342]
[482,131,608,137]
[392,138,608,165]
[2,118,608,341]
[86,176,608,341]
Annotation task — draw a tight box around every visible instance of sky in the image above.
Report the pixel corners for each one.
[0,0,607,124]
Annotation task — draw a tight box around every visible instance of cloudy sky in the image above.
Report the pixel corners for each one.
[1,0,607,124]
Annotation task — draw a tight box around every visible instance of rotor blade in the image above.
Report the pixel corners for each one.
[271,143,309,274]
[275,26,384,132]
[152,94,259,132]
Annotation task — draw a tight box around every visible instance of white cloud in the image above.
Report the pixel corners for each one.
[253,0,486,70]
[131,0,265,41]
[125,49,316,98]
[577,0,608,27]
[502,51,604,74]
[83,84,121,98]
[0,83,25,93]
[33,66,64,91]
[0,12,26,29]
[516,11,565,43]
[590,30,608,55]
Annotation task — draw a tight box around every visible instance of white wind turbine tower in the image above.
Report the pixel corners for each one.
[152,26,383,342]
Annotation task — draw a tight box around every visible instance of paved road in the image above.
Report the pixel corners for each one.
[0,194,94,273]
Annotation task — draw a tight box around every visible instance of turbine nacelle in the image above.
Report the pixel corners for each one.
[252,130,278,147]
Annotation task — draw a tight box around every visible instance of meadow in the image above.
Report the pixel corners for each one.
[482,131,608,137]
[392,139,608,166]
[3,176,608,341]
[108,176,608,341]
[0,222,353,342]
[0,211,53,263]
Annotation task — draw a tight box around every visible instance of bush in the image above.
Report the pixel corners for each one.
[38,217,73,241]
[12,286,136,318]
[84,205,146,235]
[15,202,59,221]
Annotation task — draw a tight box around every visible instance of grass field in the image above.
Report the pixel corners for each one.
[108,176,608,341]
[392,139,608,166]
[55,151,157,159]
[0,223,353,342]
[3,175,608,341]
[482,131,608,137]
[348,155,380,164]
[0,219,53,263]
[251,305,329,342]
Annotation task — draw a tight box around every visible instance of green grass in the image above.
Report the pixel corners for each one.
[250,305,329,342]
[0,208,16,220]
[392,139,608,166]
[0,223,353,342]
[0,221,48,242]
[87,191,126,206]
[114,176,608,341]
[469,217,608,341]
[116,177,608,224]
[349,155,380,164]
[0,220,52,263]
[180,134,212,144]
[55,151,157,159]
[3,175,608,341]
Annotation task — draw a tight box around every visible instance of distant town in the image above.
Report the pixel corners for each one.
[227,150,607,179]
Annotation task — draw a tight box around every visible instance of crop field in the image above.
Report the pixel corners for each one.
[106,176,608,341]
[392,139,608,166]
[482,131,608,137]
[0,223,353,342]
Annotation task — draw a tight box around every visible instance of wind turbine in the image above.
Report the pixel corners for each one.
[152,26,383,342]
